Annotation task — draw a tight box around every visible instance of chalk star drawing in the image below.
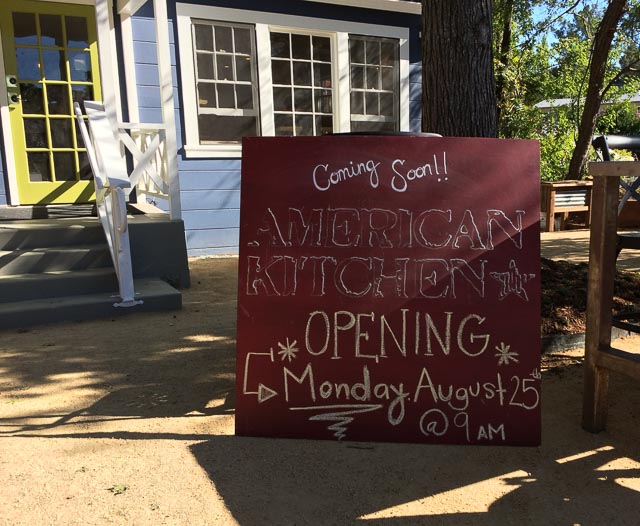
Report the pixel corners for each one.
[290,404,383,440]
[530,368,542,380]
[490,259,536,301]
[277,338,299,362]
[495,342,519,366]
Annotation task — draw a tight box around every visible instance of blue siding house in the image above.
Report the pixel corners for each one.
[0,0,422,256]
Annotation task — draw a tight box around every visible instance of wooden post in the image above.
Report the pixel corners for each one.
[582,170,619,432]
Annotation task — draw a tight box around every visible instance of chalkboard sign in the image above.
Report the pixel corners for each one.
[236,136,541,446]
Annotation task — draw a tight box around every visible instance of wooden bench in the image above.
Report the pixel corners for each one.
[541,180,593,232]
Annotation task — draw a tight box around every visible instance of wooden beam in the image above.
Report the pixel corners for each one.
[589,161,640,178]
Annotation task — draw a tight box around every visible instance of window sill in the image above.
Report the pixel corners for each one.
[183,143,242,158]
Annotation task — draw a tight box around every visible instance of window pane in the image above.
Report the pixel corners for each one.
[365,40,380,65]
[40,14,63,47]
[291,34,311,60]
[315,115,333,135]
[13,12,37,45]
[217,84,235,108]
[198,83,217,108]
[381,67,395,91]
[314,63,331,88]
[28,152,51,182]
[381,41,396,66]
[195,24,213,51]
[24,118,47,148]
[274,114,293,136]
[197,54,215,80]
[53,152,76,181]
[295,115,313,136]
[293,62,311,86]
[313,37,331,62]
[350,39,365,64]
[273,87,292,112]
[294,88,312,112]
[351,120,395,133]
[216,54,234,81]
[21,83,44,114]
[198,115,257,142]
[315,89,332,113]
[235,56,251,82]
[47,84,70,115]
[234,27,251,55]
[272,60,291,85]
[69,51,92,82]
[365,92,379,115]
[66,16,89,48]
[270,33,290,58]
[366,67,379,90]
[51,118,73,147]
[350,92,364,114]
[215,26,233,52]
[351,66,364,89]
[236,85,254,110]
[380,92,394,117]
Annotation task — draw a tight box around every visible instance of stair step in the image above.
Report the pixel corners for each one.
[0,244,111,275]
[0,278,182,329]
[0,218,105,251]
[0,268,119,303]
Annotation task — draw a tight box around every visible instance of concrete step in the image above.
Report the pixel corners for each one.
[0,278,182,329]
[0,268,118,303]
[0,244,111,275]
[0,218,105,251]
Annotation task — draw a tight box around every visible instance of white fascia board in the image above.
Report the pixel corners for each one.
[303,0,421,14]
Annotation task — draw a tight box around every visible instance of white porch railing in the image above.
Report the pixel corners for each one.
[74,101,143,307]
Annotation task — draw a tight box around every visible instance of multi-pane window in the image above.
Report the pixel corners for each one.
[270,31,334,136]
[349,36,399,132]
[192,21,259,142]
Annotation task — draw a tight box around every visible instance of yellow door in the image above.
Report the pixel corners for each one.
[0,0,101,204]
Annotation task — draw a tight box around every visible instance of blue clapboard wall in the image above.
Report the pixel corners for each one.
[130,0,422,256]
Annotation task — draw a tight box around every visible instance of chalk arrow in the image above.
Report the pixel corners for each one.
[258,384,278,403]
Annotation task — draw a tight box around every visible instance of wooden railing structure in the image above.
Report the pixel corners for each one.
[583,161,640,432]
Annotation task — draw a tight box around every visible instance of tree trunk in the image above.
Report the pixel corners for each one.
[495,0,515,126]
[422,0,497,137]
[566,0,628,180]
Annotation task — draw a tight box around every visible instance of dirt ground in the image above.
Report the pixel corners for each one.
[1,257,640,526]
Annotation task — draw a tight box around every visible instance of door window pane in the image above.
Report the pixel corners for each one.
[274,114,293,136]
[273,87,292,112]
[21,83,44,114]
[51,119,73,148]
[66,17,89,48]
[272,60,291,85]
[47,84,70,114]
[71,85,93,113]
[28,152,51,182]
[295,115,313,136]
[78,152,92,180]
[68,51,92,82]
[198,114,258,142]
[293,62,311,86]
[13,13,37,45]
[40,14,64,47]
[24,119,47,148]
[313,37,331,62]
[292,34,311,60]
[270,33,290,58]
[16,48,41,80]
[42,49,66,81]
[53,152,76,181]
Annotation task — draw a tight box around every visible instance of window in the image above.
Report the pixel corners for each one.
[192,21,259,142]
[349,36,399,132]
[270,31,334,136]
[177,5,410,157]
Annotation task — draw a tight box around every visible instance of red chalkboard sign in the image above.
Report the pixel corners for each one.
[236,136,541,446]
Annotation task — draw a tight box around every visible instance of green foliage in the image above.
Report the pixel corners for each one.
[494,0,640,180]
[596,102,640,135]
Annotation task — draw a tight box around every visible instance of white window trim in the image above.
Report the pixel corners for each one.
[177,4,410,158]
[303,0,421,14]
